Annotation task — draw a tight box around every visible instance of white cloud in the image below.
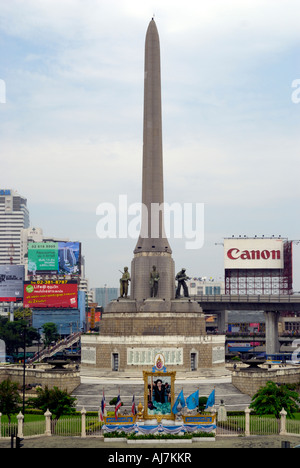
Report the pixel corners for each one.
[1,0,300,288]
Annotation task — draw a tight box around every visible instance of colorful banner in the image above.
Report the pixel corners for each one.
[23,280,78,308]
[0,265,24,301]
[28,242,81,275]
[103,424,216,434]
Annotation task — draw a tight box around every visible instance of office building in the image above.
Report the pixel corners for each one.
[0,189,30,265]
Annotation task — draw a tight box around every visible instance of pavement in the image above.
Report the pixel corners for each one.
[1,435,300,450]
[73,373,252,413]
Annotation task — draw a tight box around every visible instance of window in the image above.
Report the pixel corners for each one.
[112,353,119,371]
[191,353,197,371]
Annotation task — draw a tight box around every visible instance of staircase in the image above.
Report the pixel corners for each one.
[28,332,81,363]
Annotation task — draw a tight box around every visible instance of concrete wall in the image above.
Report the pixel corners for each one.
[0,366,80,393]
[81,334,225,374]
[232,366,300,397]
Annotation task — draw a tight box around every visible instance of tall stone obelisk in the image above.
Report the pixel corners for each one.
[80,20,226,377]
[131,19,175,301]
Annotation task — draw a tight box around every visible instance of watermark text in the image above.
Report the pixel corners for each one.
[96,195,204,250]
[0,79,6,103]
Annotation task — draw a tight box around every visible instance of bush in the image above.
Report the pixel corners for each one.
[109,397,124,407]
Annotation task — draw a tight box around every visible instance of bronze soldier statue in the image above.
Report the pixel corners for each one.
[175,268,190,298]
[120,267,131,298]
[149,265,160,297]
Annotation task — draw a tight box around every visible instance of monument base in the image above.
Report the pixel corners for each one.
[81,298,226,375]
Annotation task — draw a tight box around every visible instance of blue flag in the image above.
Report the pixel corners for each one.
[205,389,215,409]
[186,389,199,410]
[172,390,186,414]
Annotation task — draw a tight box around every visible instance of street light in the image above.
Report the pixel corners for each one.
[22,325,26,416]
[37,328,41,362]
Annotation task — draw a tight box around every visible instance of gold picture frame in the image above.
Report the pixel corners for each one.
[143,371,176,422]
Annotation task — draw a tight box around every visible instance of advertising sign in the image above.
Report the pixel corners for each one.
[23,280,78,308]
[0,265,24,301]
[224,238,284,270]
[28,242,81,275]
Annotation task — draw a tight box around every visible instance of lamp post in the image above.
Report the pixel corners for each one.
[37,327,41,362]
[22,325,26,416]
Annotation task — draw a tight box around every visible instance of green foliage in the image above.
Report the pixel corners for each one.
[14,308,32,321]
[86,420,103,433]
[198,397,208,413]
[0,318,39,356]
[27,386,77,420]
[42,323,59,347]
[250,381,300,419]
[109,397,124,406]
[0,379,22,422]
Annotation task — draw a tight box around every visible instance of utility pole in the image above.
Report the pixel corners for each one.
[22,325,26,416]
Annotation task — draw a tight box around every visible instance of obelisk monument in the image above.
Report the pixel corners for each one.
[80,20,226,376]
[131,19,175,302]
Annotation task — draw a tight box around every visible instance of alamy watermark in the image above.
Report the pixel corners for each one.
[292,338,300,363]
[291,79,300,103]
[96,195,204,249]
[0,79,6,104]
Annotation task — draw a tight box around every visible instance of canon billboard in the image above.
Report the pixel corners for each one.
[224,238,284,270]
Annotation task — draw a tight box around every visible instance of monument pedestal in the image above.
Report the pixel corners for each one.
[81,298,225,375]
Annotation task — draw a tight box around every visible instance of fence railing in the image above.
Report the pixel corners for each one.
[1,408,300,439]
[216,415,245,436]
[249,416,280,436]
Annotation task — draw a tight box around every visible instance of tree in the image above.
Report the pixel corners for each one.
[14,308,32,323]
[0,379,22,423]
[198,397,208,413]
[42,323,59,347]
[0,319,39,357]
[250,381,300,419]
[27,386,76,421]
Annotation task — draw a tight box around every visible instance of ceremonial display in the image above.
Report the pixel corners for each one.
[102,355,217,439]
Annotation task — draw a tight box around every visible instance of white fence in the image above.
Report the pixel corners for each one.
[1,408,300,439]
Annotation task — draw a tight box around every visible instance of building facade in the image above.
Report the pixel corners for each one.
[92,287,118,308]
[0,190,30,265]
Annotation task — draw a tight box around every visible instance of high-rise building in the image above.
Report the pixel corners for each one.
[0,189,30,265]
[92,287,118,308]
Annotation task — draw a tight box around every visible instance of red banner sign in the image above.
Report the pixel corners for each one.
[23,281,78,308]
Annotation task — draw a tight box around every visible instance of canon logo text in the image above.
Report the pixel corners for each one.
[227,248,281,261]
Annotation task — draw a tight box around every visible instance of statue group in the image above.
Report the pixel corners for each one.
[120,266,190,299]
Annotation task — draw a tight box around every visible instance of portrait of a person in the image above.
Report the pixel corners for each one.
[148,376,171,415]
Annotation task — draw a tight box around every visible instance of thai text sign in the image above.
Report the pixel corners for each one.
[23,280,78,308]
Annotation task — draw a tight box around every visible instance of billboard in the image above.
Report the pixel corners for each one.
[28,242,81,275]
[32,309,81,335]
[23,280,78,308]
[224,238,284,270]
[0,265,25,301]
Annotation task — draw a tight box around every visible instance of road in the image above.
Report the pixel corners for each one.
[1,435,299,449]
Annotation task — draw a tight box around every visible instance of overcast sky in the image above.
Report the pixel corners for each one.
[1,0,300,290]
